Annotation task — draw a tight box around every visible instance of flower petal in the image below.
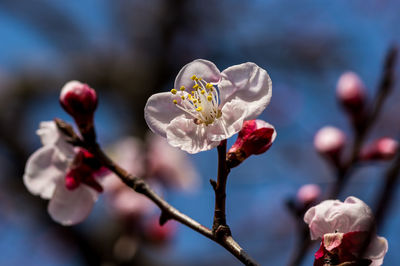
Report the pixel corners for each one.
[219,62,272,120]
[304,196,374,240]
[367,236,388,266]
[166,116,219,154]
[174,59,221,92]
[36,121,75,158]
[48,182,98,225]
[144,92,186,137]
[23,146,70,199]
[207,99,248,141]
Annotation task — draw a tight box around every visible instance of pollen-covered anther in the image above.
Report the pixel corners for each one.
[171,89,177,94]
[180,86,185,91]
[170,74,222,126]
[173,100,178,104]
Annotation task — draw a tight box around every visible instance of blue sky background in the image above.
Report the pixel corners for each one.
[0,0,399,265]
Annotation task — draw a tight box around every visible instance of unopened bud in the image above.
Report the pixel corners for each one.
[336,72,366,112]
[227,120,276,168]
[314,126,346,163]
[60,81,98,130]
[360,137,398,161]
[297,184,321,205]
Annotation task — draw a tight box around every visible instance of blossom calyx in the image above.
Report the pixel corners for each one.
[360,137,398,161]
[60,81,98,129]
[227,119,276,168]
[336,72,366,113]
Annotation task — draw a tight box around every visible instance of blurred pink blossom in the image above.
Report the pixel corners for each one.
[104,134,199,218]
[23,121,105,225]
[296,184,321,205]
[304,196,388,265]
[336,71,366,111]
[314,126,346,161]
[360,137,398,161]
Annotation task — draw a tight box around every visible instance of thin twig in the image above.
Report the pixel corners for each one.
[55,119,259,266]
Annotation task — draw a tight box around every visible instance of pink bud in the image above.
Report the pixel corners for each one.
[227,120,276,168]
[60,81,98,128]
[336,72,366,112]
[360,137,398,161]
[314,126,346,161]
[297,184,321,205]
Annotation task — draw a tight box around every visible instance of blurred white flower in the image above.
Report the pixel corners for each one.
[24,121,105,225]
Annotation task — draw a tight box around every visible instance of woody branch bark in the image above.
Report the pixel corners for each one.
[55,118,259,266]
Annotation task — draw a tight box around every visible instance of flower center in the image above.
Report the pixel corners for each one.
[170,75,221,126]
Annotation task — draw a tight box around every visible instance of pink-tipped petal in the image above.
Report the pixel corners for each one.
[174,59,221,92]
[48,183,98,226]
[219,62,272,120]
[144,92,186,137]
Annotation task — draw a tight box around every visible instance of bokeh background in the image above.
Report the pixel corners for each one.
[0,0,400,265]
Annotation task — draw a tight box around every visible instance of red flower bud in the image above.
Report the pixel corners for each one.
[60,81,98,129]
[336,72,366,112]
[314,126,346,164]
[227,120,276,168]
[360,137,398,161]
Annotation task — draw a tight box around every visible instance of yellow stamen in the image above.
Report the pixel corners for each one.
[171,89,177,94]
[193,84,200,90]
[180,86,185,91]
[191,75,197,80]
[193,99,198,103]
[196,106,202,111]
[201,90,205,94]
[207,95,212,102]
[206,83,213,89]
[173,100,177,104]
[181,95,185,100]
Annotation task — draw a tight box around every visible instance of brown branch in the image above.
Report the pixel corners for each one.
[55,119,259,266]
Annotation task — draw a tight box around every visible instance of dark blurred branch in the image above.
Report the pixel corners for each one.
[55,118,259,266]
[287,46,398,266]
